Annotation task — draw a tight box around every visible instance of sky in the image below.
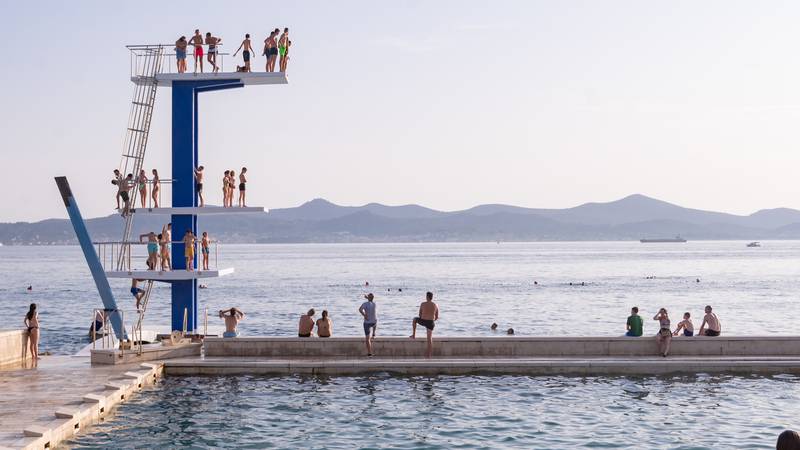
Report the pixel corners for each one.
[2,0,800,222]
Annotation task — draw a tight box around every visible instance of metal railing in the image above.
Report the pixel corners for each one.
[91,308,126,356]
[119,177,175,210]
[129,44,232,77]
[95,240,221,272]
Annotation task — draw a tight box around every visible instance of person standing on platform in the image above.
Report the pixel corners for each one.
[201,232,210,270]
[183,229,196,271]
[219,308,245,338]
[194,166,205,207]
[298,309,316,337]
[175,36,188,73]
[266,30,279,72]
[205,32,222,73]
[410,292,439,358]
[233,34,254,73]
[625,306,643,337]
[359,293,378,356]
[190,29,204,73]
[698,305,722,336]
[284,40,292,72]
[221,171,230,207]
[316,310,333,337]
[137,169,148,208]
[24,303,40,360]
[161,222,172,270]
[238,167,247,207]
[278,28,289,72]
[151,169,160,208]
[228,170,236,208]
[139,231,158,270]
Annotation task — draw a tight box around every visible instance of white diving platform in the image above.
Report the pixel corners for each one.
[125,206,265,216]
[132,71,288,87]
[105,268,234,281]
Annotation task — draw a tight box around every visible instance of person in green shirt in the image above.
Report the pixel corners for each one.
[626,306,643,337]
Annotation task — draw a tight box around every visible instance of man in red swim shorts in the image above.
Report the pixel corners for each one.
[190,29,204,73]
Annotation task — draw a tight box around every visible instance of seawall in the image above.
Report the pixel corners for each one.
[0,330,30,367]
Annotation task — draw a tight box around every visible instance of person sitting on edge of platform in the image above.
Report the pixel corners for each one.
[653,308,672,357]
[190,29,204,73]
[175,36,188,73]
[238,167,247,207]
[131,279,146,310]
[359,293,378,356]
[139,231,159,270]
[24,303,40,360]
[219,308,245,338]
[119,173,134,216]
[183,229,196,271]
[491,322,498,331]
[205,32,222,73]
[112,169,123,209]
[161,223,172,270]
[201,232,210,270]
[410,291,439,359]
[317,310,333,338]
[194,166,205,207]
[777,430,800,450]
[673,312,694,337]
[698,305,721,336]
[625,306,643,337]
[151,169,161,208]
[298,309,316,337]
[233,33,254,73]
[506,327,515,335]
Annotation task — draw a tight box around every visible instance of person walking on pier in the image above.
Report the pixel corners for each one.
[238,167,247,207]
[219,307,245,338]
[190,29,204,73]
[278,28,289,72]
[410,292,439,358]
[131,279,146,310]
[673,312,694,337]
[201,231,210,270]
[183,229,196,271]
[24,303,40,360]
[205,32,222,73]
[625,306,643,337]
[137,170,148,208]
[653,308,672,357]
[698,305,722,336]
[359,293,378,356]
[233,34,254,73]
[175,36,188,73]
[298,309,316,337]
[317,310,333,337]
[194,166,205,207]
[151,169,161,208]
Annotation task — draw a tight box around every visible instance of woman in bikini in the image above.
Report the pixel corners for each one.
[238,167,247,207]
[222,171,230,207]
[228,170,236,208]
[24,303,40,360]
[653,308,672,357]
[151,169,160,208]
[137,170,149,208]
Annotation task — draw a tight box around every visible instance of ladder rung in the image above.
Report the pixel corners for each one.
[122,154,143,159]
[127,127,147,133]
[132,101,153,107]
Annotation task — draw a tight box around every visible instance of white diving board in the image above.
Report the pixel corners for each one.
[132,71,288,87]
[125,206,265,216]
[105,267,234,281]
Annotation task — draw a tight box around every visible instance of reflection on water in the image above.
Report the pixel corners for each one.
[65,374,800,449]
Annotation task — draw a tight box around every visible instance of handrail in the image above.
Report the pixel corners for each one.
[95,239,221,272]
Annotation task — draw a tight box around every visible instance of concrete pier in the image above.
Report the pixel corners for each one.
[0,330,31,368]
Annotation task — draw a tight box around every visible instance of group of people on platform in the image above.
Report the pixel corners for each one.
[625,305,722,357]
[174,28,292,74]
[136,223,212,272]
[112,166,248,213]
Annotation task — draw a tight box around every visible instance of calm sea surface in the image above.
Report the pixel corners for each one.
[0,241,798,353]
[2,242,798,449]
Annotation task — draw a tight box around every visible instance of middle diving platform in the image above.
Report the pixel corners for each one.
[105,268,234,281]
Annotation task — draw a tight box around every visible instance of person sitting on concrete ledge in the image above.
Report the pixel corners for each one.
[298,309,315,337]
[673,312,694,337]
[653,308,672,357]
[698,305,721,336]
[316,310,332,338]
[625,306,643,337]
[219,308,245,338]
[410,291,439,358]
[776,430,800,450]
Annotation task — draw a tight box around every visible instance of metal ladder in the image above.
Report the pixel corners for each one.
[116,45,164,270]
[133,279,154,355]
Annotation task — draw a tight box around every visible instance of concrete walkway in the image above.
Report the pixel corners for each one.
[164,355,800,376]
[0,356,161,449]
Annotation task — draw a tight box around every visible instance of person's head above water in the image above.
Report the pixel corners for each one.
[490,323,498,330]
[506,328,515,335]
[426,292,433,301]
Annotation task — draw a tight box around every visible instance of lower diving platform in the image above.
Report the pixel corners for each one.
[105,268,234,281]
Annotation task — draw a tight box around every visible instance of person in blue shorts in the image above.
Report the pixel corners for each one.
[359,293,378,356]
[130,279,145,310]
[219,307,245,338]
[175,36,187,73]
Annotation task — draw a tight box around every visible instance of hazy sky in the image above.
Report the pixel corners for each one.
[2,0,800,222]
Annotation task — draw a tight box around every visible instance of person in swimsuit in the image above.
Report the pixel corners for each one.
[653,308,672,357]
[119,173,134,216]
[205,32,222,73]
[278,28,289,72]
[137,170,148,208]
[201,231,210,270]
[359,293,378,356]
[410,291,440,358]
[316,310,333,338]
[190,29,204,73]
[24,303,40,360]
[161,223,172,270]
[263,31,274,72]
[113,169,123,209]
[238,167,247,207]
[131,279,146,310]
[194,166,205,207]
[221,170,229,207]
[233,34,254,73]
[139,231,159,270]
[219,307,245,337]
[673,312,694,337]
[698,305,722,336]
[183,229,196,271]
[228,170,236,208]
[298,309,315,337]
[175,36,188,73]
[284,40,292,72]
[266,30,280,72]
[151,169,160,208]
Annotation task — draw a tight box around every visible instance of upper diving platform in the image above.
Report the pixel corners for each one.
[132,71,288,87]
[125,206,265,216]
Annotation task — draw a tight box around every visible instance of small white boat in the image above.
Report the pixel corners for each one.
[746,241,761,248]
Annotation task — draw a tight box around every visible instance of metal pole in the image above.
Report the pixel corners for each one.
[183,308,188,335]
[204,307,208,338]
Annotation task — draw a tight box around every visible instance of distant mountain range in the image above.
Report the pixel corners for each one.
[4,194,800,245]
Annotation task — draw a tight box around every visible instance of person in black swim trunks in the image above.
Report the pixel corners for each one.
[194,166,204,207]
[233,34,254,72]
[410,291,439,358]
[238,167,247,207]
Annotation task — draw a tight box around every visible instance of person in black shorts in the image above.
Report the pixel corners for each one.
[238,167,247,207]
[194,165,205,207]
[410,291,440,358]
